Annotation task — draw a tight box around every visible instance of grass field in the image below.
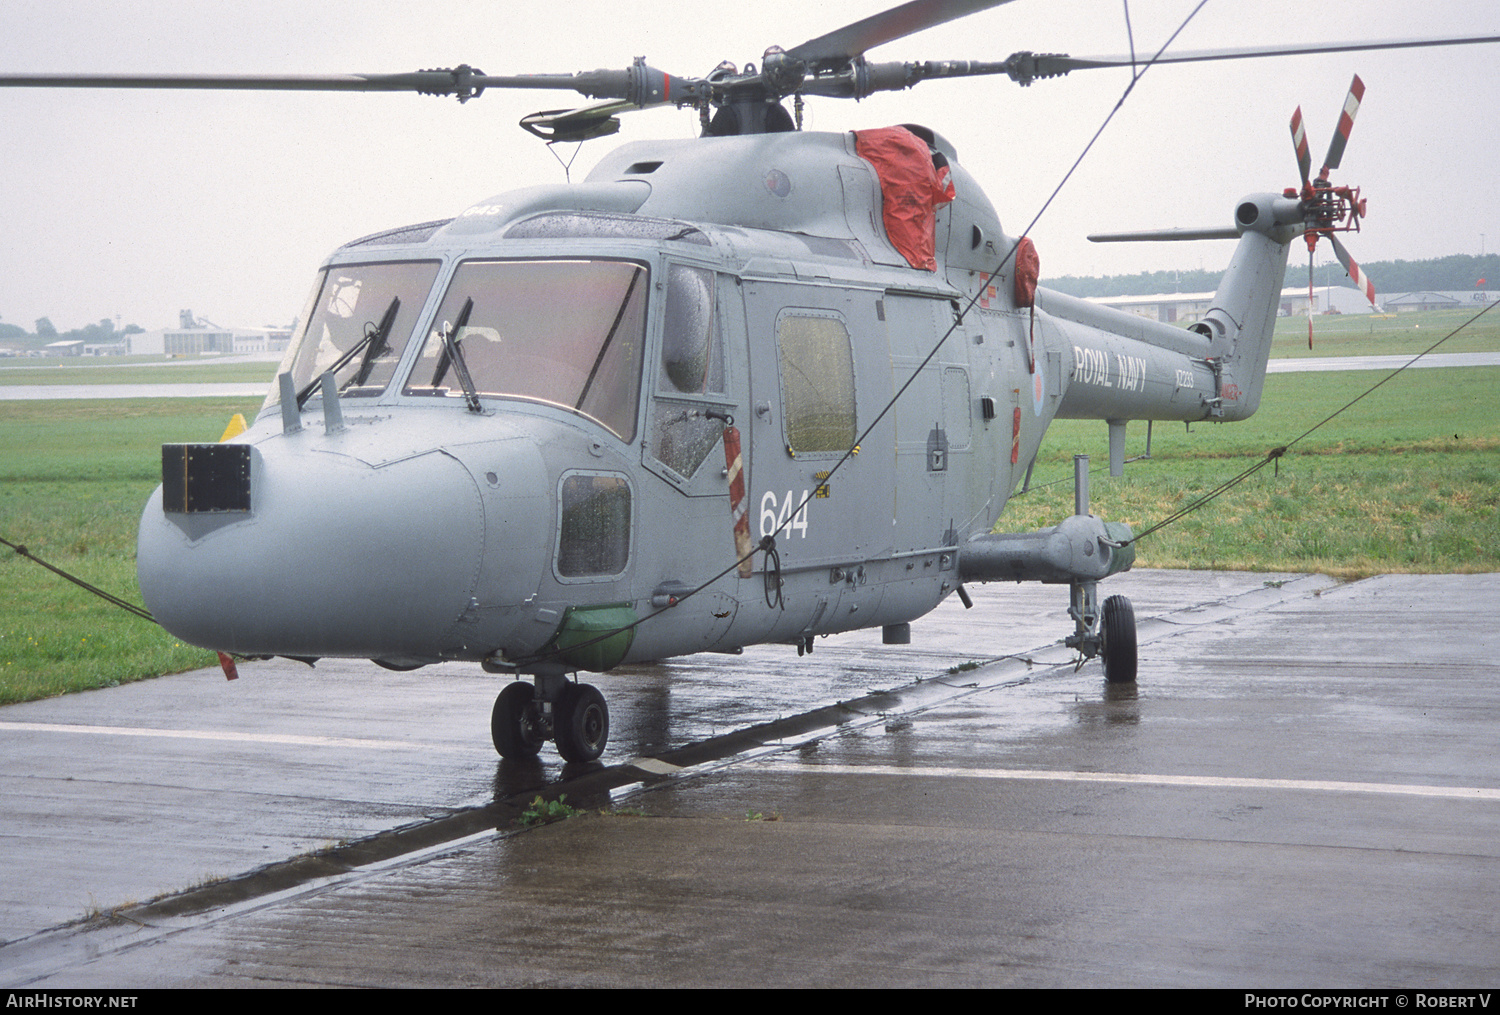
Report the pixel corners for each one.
[1003,366,1500,575]
[1,311,1497,705]
[2,398,261,704]
[1268,304,1500,358]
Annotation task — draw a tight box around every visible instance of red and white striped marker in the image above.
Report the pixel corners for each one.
[723,426,753,577]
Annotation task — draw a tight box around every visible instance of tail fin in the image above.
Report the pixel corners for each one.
[1188,193,1303,420]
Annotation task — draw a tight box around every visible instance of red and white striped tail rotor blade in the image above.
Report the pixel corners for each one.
[1322,74,1365,172]
[1330,234,1377,306]
[1290,106,1313,189]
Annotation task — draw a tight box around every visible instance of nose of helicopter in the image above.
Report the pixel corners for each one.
[138,440,486,661]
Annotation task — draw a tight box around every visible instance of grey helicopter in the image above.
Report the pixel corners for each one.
[7,0,1496,764]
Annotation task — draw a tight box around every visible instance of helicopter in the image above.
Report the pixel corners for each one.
[6,1,1498,763]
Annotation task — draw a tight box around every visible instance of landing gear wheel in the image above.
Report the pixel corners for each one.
[554,682,609,763]
[1101,594,1138,684]
[491,681,546,759]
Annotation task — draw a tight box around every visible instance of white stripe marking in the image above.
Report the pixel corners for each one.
[755,762,1500,801]
[629,757,682,776]
[0,720,410,750]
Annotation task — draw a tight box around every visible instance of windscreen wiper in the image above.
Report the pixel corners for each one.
[431,297,483,413]
[575,269,642,412]
[350,296,401,388]
[294,295,400,409]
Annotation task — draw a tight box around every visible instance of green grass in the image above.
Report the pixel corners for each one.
[519,795,581,827]
[1268,304,1500,358]
[1,398,261,704]
[1003,368,1500,576]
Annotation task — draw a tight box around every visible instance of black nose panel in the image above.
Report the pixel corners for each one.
[161,443,252,514]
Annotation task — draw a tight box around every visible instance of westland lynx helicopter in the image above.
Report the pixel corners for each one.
[7,1,1497,763]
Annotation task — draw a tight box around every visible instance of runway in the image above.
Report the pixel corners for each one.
[2,569,1497,987]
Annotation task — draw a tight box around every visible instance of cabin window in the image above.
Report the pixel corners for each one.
[265,259,440,410]
[556,473,632,578]
[404,259,647,442]
[776,312,856,455]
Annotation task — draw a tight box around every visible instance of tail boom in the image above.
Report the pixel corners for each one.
[1044,192,1300,424]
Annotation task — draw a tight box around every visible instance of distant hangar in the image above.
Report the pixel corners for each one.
[1089,286,1492,323]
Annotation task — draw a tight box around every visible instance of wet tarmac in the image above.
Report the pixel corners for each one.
[2,569,1497,987]
[1263,352,1500,372]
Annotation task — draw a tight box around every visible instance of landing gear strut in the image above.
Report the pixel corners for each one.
[1061,454,1137,684]
[1065,579,1137,684]
[490,676,611,762]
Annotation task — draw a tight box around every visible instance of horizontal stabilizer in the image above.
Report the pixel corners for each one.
[1088,227,1240,243]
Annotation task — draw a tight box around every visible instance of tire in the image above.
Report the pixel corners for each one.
[554,683,609,763]
[1101,594,1138,684]
[491,681,545,759]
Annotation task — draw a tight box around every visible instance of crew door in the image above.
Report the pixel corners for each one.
[741,280,893,572]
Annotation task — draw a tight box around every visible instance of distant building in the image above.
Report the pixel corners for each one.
[44,339,85,357]
[1381,291,1491,312]
[231,326,294,355]
[1088,287,1494,322]
[127,328,235,356]
[1087,286,1338,324]
[128,323,292,356]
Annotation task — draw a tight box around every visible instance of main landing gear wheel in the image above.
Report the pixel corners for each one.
[1101,594,1138,684]
[491,681,546,759]
[554,682,609,763]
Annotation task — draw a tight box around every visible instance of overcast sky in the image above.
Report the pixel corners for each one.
[2,0,1496,331]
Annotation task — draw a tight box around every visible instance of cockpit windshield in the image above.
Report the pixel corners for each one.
[265,260,440,409]
[403,259,647,442]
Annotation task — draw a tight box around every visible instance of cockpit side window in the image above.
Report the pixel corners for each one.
[264,260,441,411]
[404,259,648,442]
[645,263,731,484]
[659,263,722,395]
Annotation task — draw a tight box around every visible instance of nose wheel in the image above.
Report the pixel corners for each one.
[554,682,609,763]
[490,678,610,762]
[491,681,547,758]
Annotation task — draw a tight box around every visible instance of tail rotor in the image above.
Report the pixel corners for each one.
[1289,75,1375,348]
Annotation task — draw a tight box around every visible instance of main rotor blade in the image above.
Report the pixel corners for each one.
[1322,74,1365,172]
[0,66,698,106]
[0,69,494,95]
[1329,234,1377,306]
[1023,33,1500,79]
[786,0,1015,66]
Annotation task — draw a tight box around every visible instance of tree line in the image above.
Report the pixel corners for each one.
[1045,253,1500,298]
[0,317,143,348]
